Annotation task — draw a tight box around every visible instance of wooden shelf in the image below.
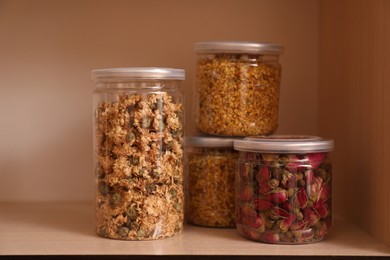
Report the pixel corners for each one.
[0,202,389,257]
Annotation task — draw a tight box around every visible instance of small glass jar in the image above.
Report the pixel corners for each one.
[186,136,239,228]
[194,41,283,137]
[92,67,185,240]
[234,136,334,244]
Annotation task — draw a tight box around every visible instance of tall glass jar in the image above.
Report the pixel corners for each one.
[186,136,240,228]
[92,67,185,240]
[234,136,334,244]
[194,41,283,137]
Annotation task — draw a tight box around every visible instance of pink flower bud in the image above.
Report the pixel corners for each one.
[260,231,280,243]
[257,167,270,184]
[319,183,331,202]
[290,220,308,231]
[297,187,308,208]
[279,214,297,232]
[269,207,290,218]
[307,153,325,169]
[268,188,288,204]
[304,208,320,226]
[313,201,329,218]
[255,198,274,211]
[287,155,301,173]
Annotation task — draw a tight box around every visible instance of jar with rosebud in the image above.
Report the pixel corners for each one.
[234,136,334,244]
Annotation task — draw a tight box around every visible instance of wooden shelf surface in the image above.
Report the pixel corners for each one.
[0,202,389,257]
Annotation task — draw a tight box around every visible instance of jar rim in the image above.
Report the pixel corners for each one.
[91,67,185,81]
[186,136,242,148]
[233,135,334,153]
[194,41,284,54]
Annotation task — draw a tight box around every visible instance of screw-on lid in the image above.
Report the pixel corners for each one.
[91,67,185,81]
[234,135,334,153]
[194,41,284,54]
[186,136,242,148]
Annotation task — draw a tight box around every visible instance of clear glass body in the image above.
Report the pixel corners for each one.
[186,147,238,227]
[236,151,332,244]
[194,53,281,136]
[93,79,184,240]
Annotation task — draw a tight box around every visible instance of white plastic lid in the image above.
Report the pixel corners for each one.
[234,135,334,153]
[91,67,185,81]
[186,136,241,148]
[194,41,284,54]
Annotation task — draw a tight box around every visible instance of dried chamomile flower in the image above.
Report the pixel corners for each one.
[95,92,184,240]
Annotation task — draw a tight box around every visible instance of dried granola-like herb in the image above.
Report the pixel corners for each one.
[195,54,281,136]
[95,92,184,240]
[236,152,332,244]
[187,148,238,227]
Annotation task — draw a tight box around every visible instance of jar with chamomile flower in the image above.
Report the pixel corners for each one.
[92,67,185,240]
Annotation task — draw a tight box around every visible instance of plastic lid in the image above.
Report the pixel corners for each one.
[186,136,241,148]
[234,135,334,153]
[194,41,284,54]
[91,67,185,81]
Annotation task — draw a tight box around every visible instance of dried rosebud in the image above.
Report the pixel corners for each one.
[258,184,271,195]
[304,208,320,226]
[279,214,297,232]
[297,187,308,208]
[269,207,289,219]
[286,155,301,173]
[313,201,329,218]
[255,198,274,211]
[241,205,265,230]
[315,221,329,238]
[307,153,325,169]
[308,176,324,202]
[260,231,280,243]
[267,188,288,204]
[319,183,331,202]
[290,220,307,231]
[257,167,270,184]
[280,201,292,212]
[294,228,314,243]
[240,185,254,201]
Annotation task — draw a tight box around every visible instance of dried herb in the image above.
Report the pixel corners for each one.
[195,54,281,136]
[95,92,184,240]
[187,148,238,227]
[236,152,332,244]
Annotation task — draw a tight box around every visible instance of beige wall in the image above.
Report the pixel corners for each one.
[0,0,320,201]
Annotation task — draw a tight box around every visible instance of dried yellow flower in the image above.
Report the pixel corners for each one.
[195,54,281,136]
[186,147,238,227]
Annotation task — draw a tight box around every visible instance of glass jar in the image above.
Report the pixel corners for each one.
[234,136,334,244]
[186,136,239,228]
[91,67,185,240]
[194,41,283,137]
